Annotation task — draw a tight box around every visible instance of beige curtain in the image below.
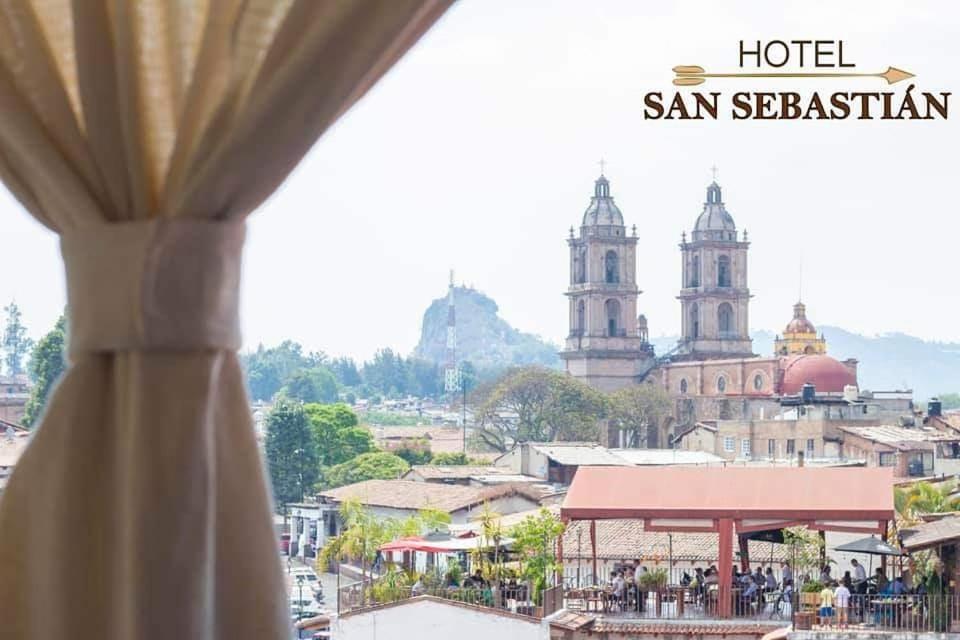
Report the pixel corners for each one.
[0,2,451,638]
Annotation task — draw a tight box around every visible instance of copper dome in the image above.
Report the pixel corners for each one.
[780,354,856,395]
[784,301,816,334]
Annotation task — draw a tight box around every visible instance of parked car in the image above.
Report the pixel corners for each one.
[291,568,323,597]
[280,533,291,555]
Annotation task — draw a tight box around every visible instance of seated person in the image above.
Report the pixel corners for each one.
[765,567,778,591]
[875,568,889,593]
[890,575,906,595]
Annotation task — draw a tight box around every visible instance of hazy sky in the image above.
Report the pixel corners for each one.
[2,1,957,362]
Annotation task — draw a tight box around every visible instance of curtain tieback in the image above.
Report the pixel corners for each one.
[61,219,245,355]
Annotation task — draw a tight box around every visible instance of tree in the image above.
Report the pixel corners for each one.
[2,302,34,377]
[322,451,410,489]
[430,452,484,465]
[895,479,960,525]
[393,441,432,466]
[21,315,66,427]
[304,402,374,467]
[319,498,451,589]
[509,507,566,601]
[361,348,408,397]
[939,393,960,411]
[473,366,608,452]
[608,383,673,447]
[330,356,362,388]
[265,399,319,511]
[241,340,327,401]
[282,367,338,403]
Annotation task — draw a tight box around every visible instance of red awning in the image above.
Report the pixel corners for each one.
[378,536,449,553]
[562,466,894,523]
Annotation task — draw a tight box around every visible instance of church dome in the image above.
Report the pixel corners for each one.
[780,354,856,395]
[784,301,816,334]
[692,182,737,241]
[582,175,624,227]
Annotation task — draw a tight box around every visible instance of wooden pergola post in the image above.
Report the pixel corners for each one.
[590,519,598,585]
[718,518,734,618]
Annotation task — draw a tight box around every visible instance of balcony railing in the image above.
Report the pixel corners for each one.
[338,580,562,619]
[560,585,960,633]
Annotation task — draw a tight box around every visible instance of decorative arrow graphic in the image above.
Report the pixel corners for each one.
[672,65,914,86]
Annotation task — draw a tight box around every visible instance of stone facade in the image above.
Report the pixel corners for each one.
[560,175,654,392]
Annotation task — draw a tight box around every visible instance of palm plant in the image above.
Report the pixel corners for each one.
[895,480,960,525]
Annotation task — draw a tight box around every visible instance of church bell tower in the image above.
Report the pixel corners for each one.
[675,178,754,360]
[560,172,653,391]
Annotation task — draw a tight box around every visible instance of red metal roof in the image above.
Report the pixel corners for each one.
[561,466,894,521]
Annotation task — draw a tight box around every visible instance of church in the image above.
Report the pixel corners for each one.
[560,172,861,444]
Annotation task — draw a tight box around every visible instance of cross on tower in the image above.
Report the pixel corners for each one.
[599,158,607,176]
[710,165,718,182]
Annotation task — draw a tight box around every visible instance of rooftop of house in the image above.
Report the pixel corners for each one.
[500,441,631,467]
[404,465,517,481]
[839,424,960,450]
[370,426,467,454]
[318,479,544,513]
[900,515,960,551]
[609,449,725,466]
[0,429,30,469]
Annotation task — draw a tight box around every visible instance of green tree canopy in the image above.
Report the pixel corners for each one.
[392,441,432,466]
[22,314,65,427]
[330,356,362,388]
[3,302,34,377]
[304,402,374,467]
[265,399,319,510]
[430,452,485,465]
[282,367,338,404]
[608,383,673,447]
[473,366,608,452]
[323,451,409,489]
[241,340,327,401]
[895,479,960,524]
[509,507,566,600]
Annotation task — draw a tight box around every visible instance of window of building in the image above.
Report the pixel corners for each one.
[741,439,751,456]
[768,439,775,457]
[575,248,586,283]
[689,303,699,339]
[717,255,731,287]
[604,298,621,336]
[806,439,815,455]
[717,375,726,393]
[679,378,688,394]
[718,303,734,336]
[753,374,763,391]
[604,250,619,283]
[878,452,896,467]
[689,254,700,287]
[724,436,735,453]
[576,300,585,334]
[786,439,796,455]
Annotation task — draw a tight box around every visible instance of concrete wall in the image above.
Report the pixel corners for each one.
[334,597,547,640]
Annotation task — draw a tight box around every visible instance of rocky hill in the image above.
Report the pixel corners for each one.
[413,286,561,376]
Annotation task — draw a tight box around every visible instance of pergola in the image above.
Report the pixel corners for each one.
[560,466,895,617]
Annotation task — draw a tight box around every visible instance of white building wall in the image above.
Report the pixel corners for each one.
[334,598,548,640]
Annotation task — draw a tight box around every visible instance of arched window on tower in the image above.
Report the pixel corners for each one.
[689,303,699,339]
[717,255,731,287]
[576,300,585,335]
[605,299,621,336]
[689,254,700,287]
[718,302,734,337]
[605,250,619,283]
[575,248,586,283]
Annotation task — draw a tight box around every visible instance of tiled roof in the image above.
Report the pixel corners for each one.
[319,480,541,513]
[548,610,595,630]
[529,442,630,466]
[371,426,465,454]
[900,515,960,551]
[405,465,515,480]
[840,425,960,450]
[562,519,789,563]
[610,449,724,466]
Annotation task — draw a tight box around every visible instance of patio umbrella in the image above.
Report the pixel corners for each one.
[834,536,903,556]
